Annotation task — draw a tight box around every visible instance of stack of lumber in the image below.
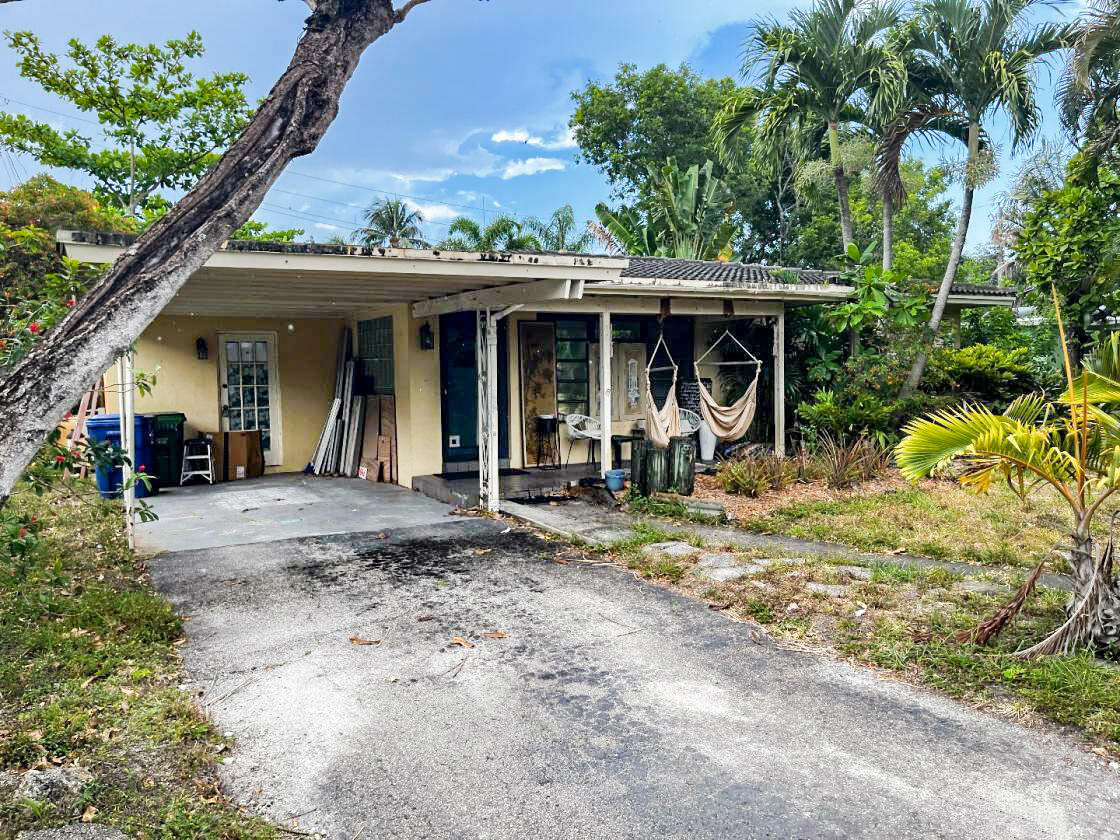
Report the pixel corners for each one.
[308,327,398,480]
[309,328,365,476]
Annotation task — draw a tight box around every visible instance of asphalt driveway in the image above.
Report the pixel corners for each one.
[150,519,1118,839]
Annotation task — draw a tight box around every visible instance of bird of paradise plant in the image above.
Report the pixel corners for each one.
[895,288,1120,657]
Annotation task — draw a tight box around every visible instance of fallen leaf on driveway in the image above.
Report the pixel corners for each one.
[853,601,868,618]
[481,630,507,639]
[786,602,800,612]
[417,614,434,622]
[500,526,512,534]
[450,636,475,648]
[81,805,98,822]
[473,548,492,555]
[889,547,906,555]
[349,636,381,646]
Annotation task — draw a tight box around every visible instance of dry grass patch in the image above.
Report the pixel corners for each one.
[710,472,1120,571]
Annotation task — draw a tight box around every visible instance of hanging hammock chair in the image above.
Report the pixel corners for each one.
[694,329,761,442]
[644,332,680,449]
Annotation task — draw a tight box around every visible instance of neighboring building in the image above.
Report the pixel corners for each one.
[58,231,1014,509]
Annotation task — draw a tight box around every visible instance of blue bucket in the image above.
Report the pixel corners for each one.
[605,469,626,492]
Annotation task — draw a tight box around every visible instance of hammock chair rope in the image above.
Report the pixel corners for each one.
[694,329,761,442]
[644,332,680,449]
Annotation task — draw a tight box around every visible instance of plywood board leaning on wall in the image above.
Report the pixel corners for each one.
[519,321,557,467]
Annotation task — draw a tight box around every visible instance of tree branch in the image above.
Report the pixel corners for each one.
[394,0,433,23]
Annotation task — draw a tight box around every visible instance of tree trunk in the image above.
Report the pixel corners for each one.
[882,192,894,271]
[829,122,854,250]
[901,121,978,396]
[0,0,418,503]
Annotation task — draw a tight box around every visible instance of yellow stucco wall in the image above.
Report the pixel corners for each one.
[106,315,343,474]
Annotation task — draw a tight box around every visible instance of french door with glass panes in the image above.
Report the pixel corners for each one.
[218,333,282,466]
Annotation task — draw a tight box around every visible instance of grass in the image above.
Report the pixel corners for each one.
[741,480,1108,570]
[0,484,278,838]
[600,526,1120,752]
[624,492,724,526]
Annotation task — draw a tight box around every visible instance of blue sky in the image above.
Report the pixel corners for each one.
[0,0,1074,255]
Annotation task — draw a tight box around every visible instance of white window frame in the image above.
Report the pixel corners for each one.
[217,331,284,467]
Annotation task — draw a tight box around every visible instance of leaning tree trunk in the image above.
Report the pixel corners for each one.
[901,122,979,396]
[0,0,424,503]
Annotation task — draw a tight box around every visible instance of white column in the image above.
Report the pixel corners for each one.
[773,310,786,456]
[119,352,136,548]
[486,309,499,512]
[600,309,612,477]
[475,310,490,511]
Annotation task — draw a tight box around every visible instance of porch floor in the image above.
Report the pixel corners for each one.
[413,463,605,507]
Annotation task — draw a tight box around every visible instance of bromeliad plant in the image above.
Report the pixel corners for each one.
[895,299,1120,658]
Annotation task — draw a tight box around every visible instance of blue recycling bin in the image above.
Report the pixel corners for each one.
[84,414,158,499]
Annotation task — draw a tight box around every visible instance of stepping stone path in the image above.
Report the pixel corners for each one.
[834,565,872,581]
[695,551,764,582]
[956,580,1012,596]
[641,541,702,562]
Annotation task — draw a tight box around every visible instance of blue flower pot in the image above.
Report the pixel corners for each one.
[605,469,626,492]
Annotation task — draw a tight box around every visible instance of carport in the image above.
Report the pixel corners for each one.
[134,473,462,554]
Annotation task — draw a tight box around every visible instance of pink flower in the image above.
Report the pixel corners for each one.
[54,454,65,463]
[65,298,76,308]
[28,323,40,334]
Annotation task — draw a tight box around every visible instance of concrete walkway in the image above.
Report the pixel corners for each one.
[151,520,1117,839]
[136,473,461,554]
[502,498,1073,590]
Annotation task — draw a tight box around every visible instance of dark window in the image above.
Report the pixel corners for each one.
[553,319,589,417]
[357,316,394,395]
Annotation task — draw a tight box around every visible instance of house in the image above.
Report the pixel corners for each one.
[57,230,1014,511]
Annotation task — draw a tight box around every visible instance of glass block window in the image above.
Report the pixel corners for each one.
[554,320,589,417]
[224,338,273,452]
[358,316,394,395]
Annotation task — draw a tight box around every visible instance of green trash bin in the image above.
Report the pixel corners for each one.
[147,412,187,489]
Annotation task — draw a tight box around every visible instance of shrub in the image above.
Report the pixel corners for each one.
[926,343,1036,407]
[717,453,794,497]
[818,435,892,489]
[796,389,897,445]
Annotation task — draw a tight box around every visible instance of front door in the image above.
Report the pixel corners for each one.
[219,333,282,466]
[439,312,509,466]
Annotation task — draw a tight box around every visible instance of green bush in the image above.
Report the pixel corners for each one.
[926,343,1036,407]
[717,453,795,497]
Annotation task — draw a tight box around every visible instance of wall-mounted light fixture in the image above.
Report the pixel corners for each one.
[419,321,434,350]
[196,337,208,360]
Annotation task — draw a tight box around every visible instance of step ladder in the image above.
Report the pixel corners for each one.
[180,437,215,485]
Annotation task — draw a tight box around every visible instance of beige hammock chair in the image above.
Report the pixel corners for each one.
[644,333,681,449]
[694,329,761,442]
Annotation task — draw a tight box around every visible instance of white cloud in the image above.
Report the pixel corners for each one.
[490,126,577,151]
[406,200,459,222]
[501,157,567,179]
[314,222,340,231]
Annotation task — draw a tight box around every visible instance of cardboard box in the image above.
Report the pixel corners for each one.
[224,431,264,481]
[205,432,226,483]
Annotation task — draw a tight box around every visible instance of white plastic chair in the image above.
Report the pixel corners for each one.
[564,413,602,465]
[678,408,702,437]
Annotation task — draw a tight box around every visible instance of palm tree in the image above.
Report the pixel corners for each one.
[896,318,1120,658]
[587,159,736,259]
[526,204,594,252]
[437,216,542,252]
[714,0,906,251]
[354,198,427,248]
[1059,0,1120,158]
[891,0,1072,394]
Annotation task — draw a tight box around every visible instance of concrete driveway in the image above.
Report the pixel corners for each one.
[136,473,461,554]
[151,519,1118,839]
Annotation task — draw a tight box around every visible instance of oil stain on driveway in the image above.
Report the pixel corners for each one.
[150,519,1118,839]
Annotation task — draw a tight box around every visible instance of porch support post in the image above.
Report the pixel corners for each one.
[118,352,136,548]
[476,308,501,513]
[773,310,786,457]
[600,309,612,477]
